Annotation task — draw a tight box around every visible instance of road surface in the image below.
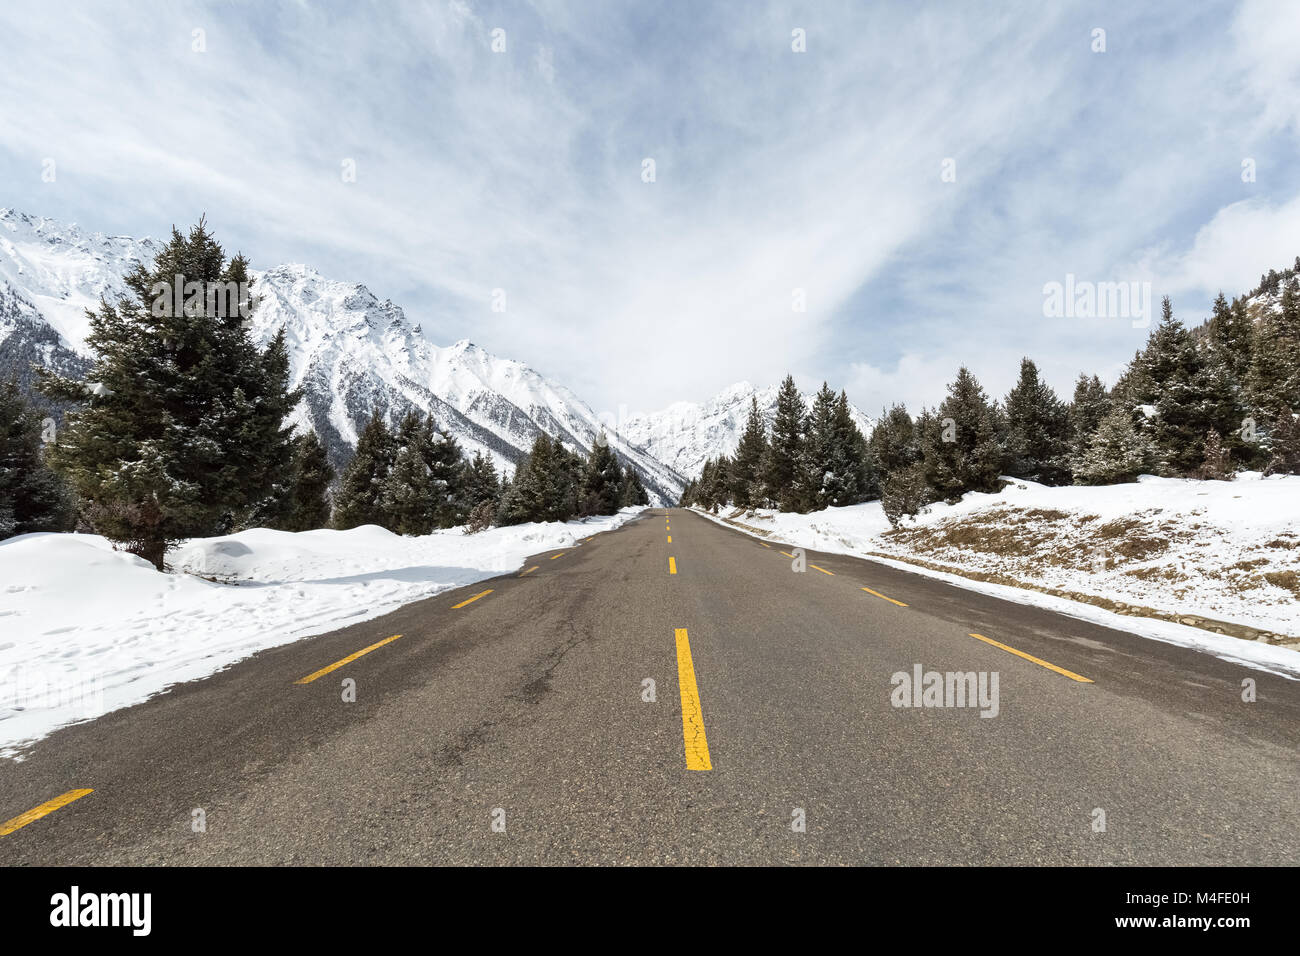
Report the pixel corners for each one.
[2,508,1297,864]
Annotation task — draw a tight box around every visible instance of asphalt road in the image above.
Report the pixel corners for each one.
[2,507,1298,865]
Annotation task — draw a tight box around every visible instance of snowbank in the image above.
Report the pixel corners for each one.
[698,475,1300,678]
[0,509,643,756]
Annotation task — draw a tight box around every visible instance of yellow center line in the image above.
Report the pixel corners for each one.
[452,589,494,609]
[0,789,94,837]
[861,586,908,607]
[667,535,672,543]
[780,551,795,558]
[295,634,403,684]
[519,566,538,576]
[969,633,1094,683]
[550,552,566,559]
[668,556,677,574]
[810,564,834,575]
[760,542,771,549]
[674,628,713,771]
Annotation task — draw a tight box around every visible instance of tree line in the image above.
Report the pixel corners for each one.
[682,283,1300,526]
[0,220,646,568]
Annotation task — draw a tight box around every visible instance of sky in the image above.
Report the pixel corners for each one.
[2,0,1299,419]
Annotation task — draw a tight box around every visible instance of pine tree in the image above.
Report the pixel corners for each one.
[1247,279,1300,424]
[804,383,867,508]
[765,374,811,511]
[0,377,76,538]
[730,396,768,508]
[868,403,920,487]
[332,410,396,529]
[510,433,576,523]
[427,424,466,528]
[1196,429,1230,481]
[619,465,649,507]
[1002,358,1072,485]
[37,219,300,568]
[283,430,334,531]
[920,367,1003,500]
[835,390,874,503]
[1128,298,1200,473]
[1073,407,1160,485]
[580,432,623,516]
[380,411,439,535]
[460,452,501,512]
[1067,374,1111,461]
[1263,406,1300,476]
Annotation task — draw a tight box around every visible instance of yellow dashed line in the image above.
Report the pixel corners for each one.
[969,633,1094,683]
[519,566,538,576]
[667,535,672,543]
[810,564,834,575]
[452,589,494,609]
[674,628,712,771]
[669,556,677,574]
[760,542,771,549]
[861,586,908,607]
[0,789,94,837]
[295,634,403,685]
[550,552,566,560]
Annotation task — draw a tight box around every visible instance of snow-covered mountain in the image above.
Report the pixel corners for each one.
[0,208,686,504]
[621,381,875,481]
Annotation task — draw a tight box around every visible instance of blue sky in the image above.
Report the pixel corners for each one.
[2,0,1299,416]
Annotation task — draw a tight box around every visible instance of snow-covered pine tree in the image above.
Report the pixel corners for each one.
[427,424,466,528]
[1135,297,1211,474]
[0,377,76,538]
[1002,357,1072,485]
[1072,407,1160,485]
[1247,278,1300,425]
[1196,428,1230,480]
[580,431,623,516]
[1263,406,1300,476]
[332,410,396,530]
[730,396,768,508]
[765,374,811,511]
[37,219,299,568]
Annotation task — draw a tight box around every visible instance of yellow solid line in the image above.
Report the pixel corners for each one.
[674,628,713,771]
[969,633,1094,683]
[810,564,834,575]
[452,589,494,609]
[296,634,403,684]
[0,789,94,837]
[861,586,908,607]
[519,566,538,576]
[550,552,566,560]
[669,556,677,574]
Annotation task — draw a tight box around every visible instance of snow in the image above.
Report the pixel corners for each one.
[696,474,1300,678]
[0,509,644,757]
